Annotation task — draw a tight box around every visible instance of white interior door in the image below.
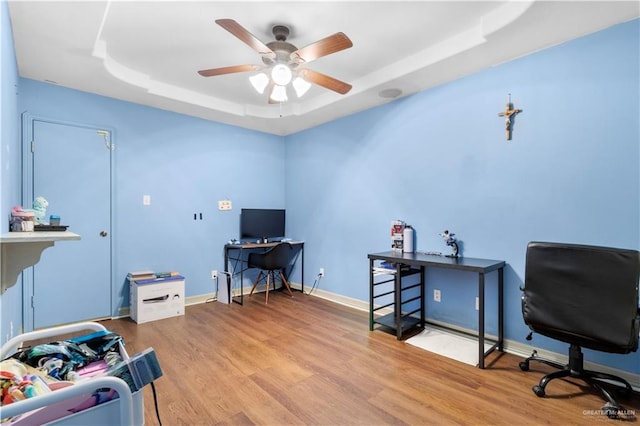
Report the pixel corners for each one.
[29,120,112,329]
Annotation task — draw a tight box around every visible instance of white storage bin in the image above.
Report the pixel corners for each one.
[130,276,185,323]
[0,322,143,425]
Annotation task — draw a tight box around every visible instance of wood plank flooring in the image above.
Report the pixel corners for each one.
[102,292,639,425]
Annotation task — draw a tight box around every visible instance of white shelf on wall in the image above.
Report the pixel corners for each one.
[1,231,81,294]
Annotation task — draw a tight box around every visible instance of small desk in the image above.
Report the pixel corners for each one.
[224,241,304,305]
[368,250,505,369]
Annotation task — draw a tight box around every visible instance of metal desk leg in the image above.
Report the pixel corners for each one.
[478,272,486,369]
[395,264,402,340]
[237,247,244,305]
[224,247,231,304]
[369,258,374,331]
[301,243,305,293]
[420,266,425,329]
[498,267,504,351]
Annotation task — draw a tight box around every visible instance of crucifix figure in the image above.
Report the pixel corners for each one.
[498,94,522,140]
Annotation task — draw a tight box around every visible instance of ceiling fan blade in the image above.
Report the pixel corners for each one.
[215,19,276,60]
[198,64,259,77]
[290,32,353,64]
[301,69,352,95]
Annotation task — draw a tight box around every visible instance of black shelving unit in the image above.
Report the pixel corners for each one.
[369,258,425,340]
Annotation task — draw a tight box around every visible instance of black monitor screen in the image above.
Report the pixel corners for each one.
[240,208,286,241]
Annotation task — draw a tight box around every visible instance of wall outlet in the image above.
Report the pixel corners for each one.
[475,297,479,310]
[319,267,325,277]
[434,289,441,302]
[143,195,151,205]
[218,200,232,211]
[211,270,218,280]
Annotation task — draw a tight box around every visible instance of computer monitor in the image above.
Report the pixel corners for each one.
[240,208,286,242]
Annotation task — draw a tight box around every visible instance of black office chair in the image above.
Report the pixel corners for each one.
[247,242,295,303]
[520,241,640,419]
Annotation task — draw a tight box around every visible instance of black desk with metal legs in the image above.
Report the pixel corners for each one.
[224,241,304,305]
[368,250,505,369]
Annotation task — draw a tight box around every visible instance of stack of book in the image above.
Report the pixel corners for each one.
[127,271,181,283]
[127,270,155,281]
[372,261,411,275]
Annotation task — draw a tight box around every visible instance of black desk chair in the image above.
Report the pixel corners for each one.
[520,241,640,419]
[247,242,295,303]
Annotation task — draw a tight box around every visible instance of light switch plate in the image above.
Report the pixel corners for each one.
[218,200,232,211]
[143,195,151,205]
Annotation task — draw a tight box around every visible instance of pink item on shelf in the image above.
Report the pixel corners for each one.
[11,206,35,218]
[9,206,35,232]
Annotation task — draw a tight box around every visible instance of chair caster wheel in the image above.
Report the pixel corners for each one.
[519,361,529,371]
[532,385,545,397]
[603,404,619,419]
[604,403,636,421]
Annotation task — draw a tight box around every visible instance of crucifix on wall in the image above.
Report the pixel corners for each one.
[498,94,522,140]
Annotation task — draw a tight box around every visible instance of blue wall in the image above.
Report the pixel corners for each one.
[17,80,285,317]
[1,0,23,340]
[286,20,639,373]
[1,13,638,374]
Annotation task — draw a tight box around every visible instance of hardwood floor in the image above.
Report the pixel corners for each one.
[102,292,639,425]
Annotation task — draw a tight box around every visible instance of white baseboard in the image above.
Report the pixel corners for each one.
[293,283,370,311]
[115,284,639,391]
[307,286,640,391]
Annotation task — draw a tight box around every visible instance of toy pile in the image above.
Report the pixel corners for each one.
[1,331,123,406]
[9,196,49,232]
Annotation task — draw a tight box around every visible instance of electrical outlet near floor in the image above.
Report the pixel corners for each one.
[433,289,441,302]
[211,270,218,280]
[319,267,325,277]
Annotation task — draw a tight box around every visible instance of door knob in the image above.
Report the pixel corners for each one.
[100,231,108,237]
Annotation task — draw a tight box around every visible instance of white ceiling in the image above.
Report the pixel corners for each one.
[8,1,639,136]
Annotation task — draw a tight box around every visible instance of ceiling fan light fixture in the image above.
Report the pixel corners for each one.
[271,64,292,86]
[270,85,288,103]
[292,77,312,98]
[249,72,269,94]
